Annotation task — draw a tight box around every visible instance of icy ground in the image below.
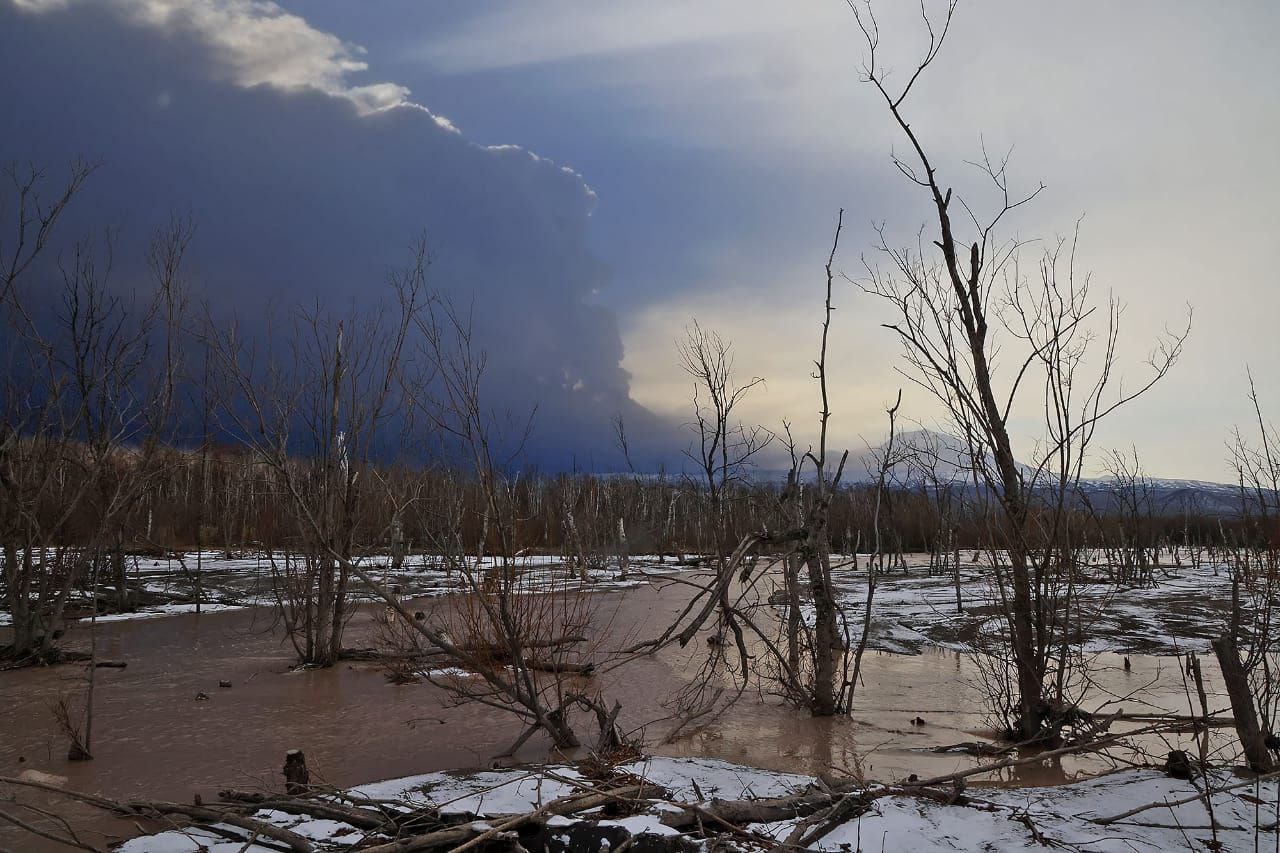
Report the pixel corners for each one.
[819,553,1238,656]
[3,550,1243,656]
[118,755,1280,852]
[37,551,684,624]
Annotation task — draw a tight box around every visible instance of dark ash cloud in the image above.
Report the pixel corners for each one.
[0,0,677,469]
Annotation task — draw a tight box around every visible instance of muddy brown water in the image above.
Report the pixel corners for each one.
[0,577,1240,849]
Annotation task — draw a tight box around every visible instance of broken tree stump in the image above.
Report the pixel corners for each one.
[284,749,310,794]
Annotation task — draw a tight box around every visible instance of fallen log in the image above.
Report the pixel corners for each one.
[337,647,385,661]
[125,800,315,853]
[347,821,489,853]
[0,803,106,852]
[930,741,1010,757]
[1111,712,1235,727]
[185,821,299,853]
[802,783,972,848]
[360,782,666,853]
[786,789,876,849]
[0,777,315,853]
[461,634,587,653]
[525,658,595,675]
[658,781,966,838]
[1092,768,1280,826]
[659,789,839,829]
[897,718,1196,792]
[0,774,130,814]
[347,634,587,663]
[218,788,390,830]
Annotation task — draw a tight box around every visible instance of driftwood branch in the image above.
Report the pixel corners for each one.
[1092,768,1280,826]
[0,776,313,853]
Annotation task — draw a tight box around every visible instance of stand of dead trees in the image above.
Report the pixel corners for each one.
[3,149,1262,782]
[376,292,629,752]
[1,163,193,676]
[206,245,421,667]
[630,212,908,724]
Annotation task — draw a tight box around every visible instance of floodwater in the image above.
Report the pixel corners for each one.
[0,576,1240,850]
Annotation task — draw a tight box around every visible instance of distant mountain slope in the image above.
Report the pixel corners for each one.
[782,429,1256,517]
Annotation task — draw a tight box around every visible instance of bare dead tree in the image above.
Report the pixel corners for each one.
[389,289,624,751]
[1215,372,1280,771]
[208,242,422,667]
[848,390,904,698]
[785,210,853,716]
[1095,447,1159,586]
[0,160,97,662]
[900,427,968,611]
[847,0,1190,740]
[635,211,895,721]
[0,159,98,308]
[677,320,772,564]
[1,182,191,677]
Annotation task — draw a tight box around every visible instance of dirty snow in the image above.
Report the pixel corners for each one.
[0,551,688,627]
[813,552,1241,656]
[87,602,246,622]
[117,755,1280,852]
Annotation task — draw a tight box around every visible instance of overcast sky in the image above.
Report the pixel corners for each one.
[3,0,1276,480]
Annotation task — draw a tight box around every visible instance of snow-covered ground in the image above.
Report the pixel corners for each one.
[2,549,1245,654]
[6,550,686,624]
[87,602,247,622]
[118,756,1280,852]
[816,553,1239,656]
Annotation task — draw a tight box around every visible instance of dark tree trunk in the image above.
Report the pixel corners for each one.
[1211,633,1275,772]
